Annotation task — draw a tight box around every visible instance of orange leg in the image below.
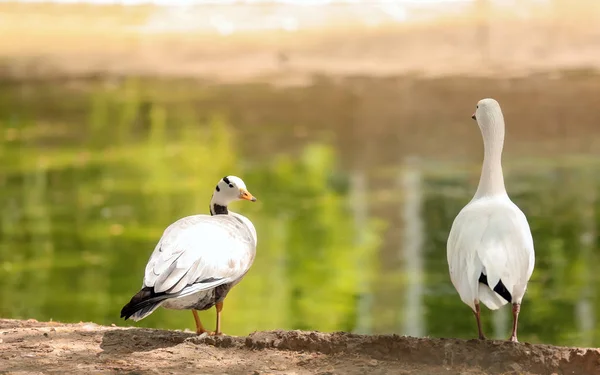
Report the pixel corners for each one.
[213,301,224,336]
[192,310,209,335]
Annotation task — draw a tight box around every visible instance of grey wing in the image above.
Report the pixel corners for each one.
[142,215,256,297]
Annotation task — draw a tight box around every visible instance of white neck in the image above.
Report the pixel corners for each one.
[209,193,230,215]
[473,114,507,199]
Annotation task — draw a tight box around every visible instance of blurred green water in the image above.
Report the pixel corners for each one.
[0,78,598,347]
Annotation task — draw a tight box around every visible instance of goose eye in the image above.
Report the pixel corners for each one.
[228,184,234,188]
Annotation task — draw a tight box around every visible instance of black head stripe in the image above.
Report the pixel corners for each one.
[222,176,230,184]
[215,185,220,192]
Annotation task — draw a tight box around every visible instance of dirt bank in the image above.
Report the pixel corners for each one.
[1,319,598,375]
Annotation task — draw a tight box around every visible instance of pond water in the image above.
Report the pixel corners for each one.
[0,76,598,347]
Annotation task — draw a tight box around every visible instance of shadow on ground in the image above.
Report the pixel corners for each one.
[100,328,195,354]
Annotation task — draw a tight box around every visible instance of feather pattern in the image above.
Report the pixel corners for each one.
[143,213,256,296]
[447,196,534,311]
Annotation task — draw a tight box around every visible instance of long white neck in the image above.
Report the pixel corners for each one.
[473,113,507,199]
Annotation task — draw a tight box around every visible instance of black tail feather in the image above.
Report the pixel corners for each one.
[478,273,512,303]
[120,287,168,320]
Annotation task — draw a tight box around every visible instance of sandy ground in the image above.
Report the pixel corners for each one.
[1,319,599,375]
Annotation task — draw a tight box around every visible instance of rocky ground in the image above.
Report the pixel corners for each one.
[1,319,599,375]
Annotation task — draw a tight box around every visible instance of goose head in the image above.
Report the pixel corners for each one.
[211,175,257,208]
[471,98,504,130]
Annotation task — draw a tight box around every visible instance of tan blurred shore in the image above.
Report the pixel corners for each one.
[0,1,599,83]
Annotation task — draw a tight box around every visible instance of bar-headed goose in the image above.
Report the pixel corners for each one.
[120,175,257,335]
[447,98,535,342]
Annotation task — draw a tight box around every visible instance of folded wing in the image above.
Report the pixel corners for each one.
[447,200,534,311]
[143,214,257,297]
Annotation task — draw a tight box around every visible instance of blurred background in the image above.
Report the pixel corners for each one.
[0,0,599,347]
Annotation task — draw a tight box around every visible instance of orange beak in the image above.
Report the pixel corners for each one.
[240,188,257,202]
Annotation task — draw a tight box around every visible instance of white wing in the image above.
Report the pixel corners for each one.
[142,214,257,297]
[447,197,535,311]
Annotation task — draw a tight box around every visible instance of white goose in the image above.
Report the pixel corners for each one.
[447,98,535,342]
[121,176,257,335]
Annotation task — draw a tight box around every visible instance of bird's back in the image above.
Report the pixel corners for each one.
[143,213,257,295]
[447,196,535,310]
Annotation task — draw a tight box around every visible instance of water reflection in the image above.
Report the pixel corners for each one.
[0,79,598,347]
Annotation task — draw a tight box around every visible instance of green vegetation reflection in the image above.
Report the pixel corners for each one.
[0,79,599,346]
